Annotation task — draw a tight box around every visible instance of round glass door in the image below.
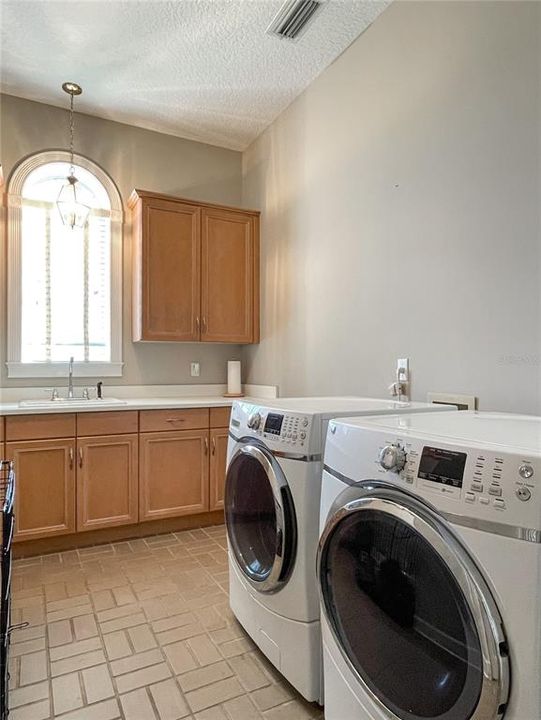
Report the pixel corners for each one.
[225,443,296,593]
[319,485,509,720]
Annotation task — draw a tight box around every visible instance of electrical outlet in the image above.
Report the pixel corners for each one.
[190,362,200,377]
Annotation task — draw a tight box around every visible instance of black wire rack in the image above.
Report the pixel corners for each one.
[0,461,15,720]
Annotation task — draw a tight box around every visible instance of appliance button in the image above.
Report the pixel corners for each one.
[519,463,534,479]
[516,486,532,502]
[299,431,306,440]
[302,418,309,427]
[291,433,298,441]
[471,482,483,492]
[488,485,502,497]
[465,492,476,503]
[405,475,414,484]
[494,498,506,510]
[479,497,490,505]
[378,445,406,473]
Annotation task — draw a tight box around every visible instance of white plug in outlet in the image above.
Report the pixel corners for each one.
[190,362,200,377]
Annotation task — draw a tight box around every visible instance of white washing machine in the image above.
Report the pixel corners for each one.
[225,397,454,703]
[318,411,541,720]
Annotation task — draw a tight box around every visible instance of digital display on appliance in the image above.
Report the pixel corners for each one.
[264,413,284,435]
[418,446,467,488]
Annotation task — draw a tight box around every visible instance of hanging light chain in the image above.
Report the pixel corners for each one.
[69,90,75,175]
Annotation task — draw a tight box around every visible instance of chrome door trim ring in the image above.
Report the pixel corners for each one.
[228,431,321,462]
[323,463,541,544]
[226,442,294,593]
[317,481,510,720]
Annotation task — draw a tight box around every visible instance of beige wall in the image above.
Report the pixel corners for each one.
[0,94,243,389]
[242,0,541,414]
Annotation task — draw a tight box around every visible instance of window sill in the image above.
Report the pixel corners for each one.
[6,362,124,379]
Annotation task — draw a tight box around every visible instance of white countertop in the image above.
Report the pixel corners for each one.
[0,384,277,416]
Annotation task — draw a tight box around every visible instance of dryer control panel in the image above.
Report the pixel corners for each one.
[375,436,541,530]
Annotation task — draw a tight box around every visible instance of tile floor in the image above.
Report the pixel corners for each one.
[8,525,324,720]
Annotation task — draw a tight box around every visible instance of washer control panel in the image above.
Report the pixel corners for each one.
[374,435,540,526]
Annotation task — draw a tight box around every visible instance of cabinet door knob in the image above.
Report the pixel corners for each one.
[78,448,83,468]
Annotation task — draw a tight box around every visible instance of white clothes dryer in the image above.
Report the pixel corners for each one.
[225,397,454,703]
[318,411,541,720]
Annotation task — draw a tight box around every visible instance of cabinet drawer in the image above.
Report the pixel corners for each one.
[77,411,138,437]
[210,406,231,428]
[6,414,76,441]
[139,408,209,432]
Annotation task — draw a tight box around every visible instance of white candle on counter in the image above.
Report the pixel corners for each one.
[226,360,243,397]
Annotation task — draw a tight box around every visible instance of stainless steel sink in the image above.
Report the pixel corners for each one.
[19,398,127,409]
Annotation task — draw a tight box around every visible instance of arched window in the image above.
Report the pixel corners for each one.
[7,151,123,378]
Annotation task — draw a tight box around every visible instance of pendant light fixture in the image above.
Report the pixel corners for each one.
[56,82,90,229]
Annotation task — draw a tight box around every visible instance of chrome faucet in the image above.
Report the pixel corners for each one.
[68,356,74,399]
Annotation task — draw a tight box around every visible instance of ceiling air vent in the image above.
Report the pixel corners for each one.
[267,0,326,41]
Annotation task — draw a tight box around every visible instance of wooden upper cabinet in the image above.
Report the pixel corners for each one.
[201,207,259,343]
[131,193,201,341]
[129,190,259,344]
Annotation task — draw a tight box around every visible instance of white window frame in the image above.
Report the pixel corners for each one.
[6,150,124,378]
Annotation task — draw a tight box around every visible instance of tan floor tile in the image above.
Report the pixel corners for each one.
[73,612,99,639]
[150,678,191,720]
[251,684,294,712]
[51,649,106,676]
[47,602,93,623]
[157,622,206,646]
[52,672,84,715]
[120,687,158,720]
[82,663,115,703]
[186,635,221,666]
[163,641,198,674]
[116,662,172,694]
[178,661,234,693]
[10,624,46,644]
[19,650,47,686]
[152,612,197,634]
[262,699,316,720]
[100,611,147,634]
[223,695,263,720]
[56,698,121,720]
[91,589,115,611]
[128,623,157,652]
[49,635,102,661]
[113,585,137,606]
[47,593,89,612]
[10,699,51,720]
[209,625,244,645]
[98,602,142,623]
[185,677,244,713]
[228,654,270,692]
[10,637,46,657]
[111,648,164,677]
[104,630,132,660]
[9,680,49,709]
[195,708,227,720]
[219,637,255,659]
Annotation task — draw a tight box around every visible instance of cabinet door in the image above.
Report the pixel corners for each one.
[7,439,76,541]
[209,428,228,511]
[77,434,138,532]
[201,207,259,343]
[137,198,201,341]
[139,429,209,521]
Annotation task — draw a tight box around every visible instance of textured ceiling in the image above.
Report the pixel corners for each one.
[0,0,389,150]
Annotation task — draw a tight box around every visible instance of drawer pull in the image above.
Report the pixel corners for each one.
[212,437,216,455]
[166,418,185,423]
[78,448,83,468]
[204,437,209,455]
[69,448,74,469]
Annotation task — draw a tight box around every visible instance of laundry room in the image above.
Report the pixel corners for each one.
[0,0,539,718]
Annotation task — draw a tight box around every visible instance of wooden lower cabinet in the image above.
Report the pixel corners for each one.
[7,439,76,541]
[139,429,210,521]
[210,428,228,511]
[77,434,138,532]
